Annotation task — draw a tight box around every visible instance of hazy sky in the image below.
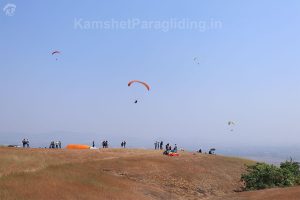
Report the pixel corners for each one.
[1,1,300,148]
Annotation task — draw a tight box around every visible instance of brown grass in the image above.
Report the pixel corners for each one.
[3,147,296,200]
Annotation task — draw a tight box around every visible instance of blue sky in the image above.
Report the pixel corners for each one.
[1,1,300,149]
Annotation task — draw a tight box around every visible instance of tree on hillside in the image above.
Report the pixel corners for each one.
[241,159,300,191]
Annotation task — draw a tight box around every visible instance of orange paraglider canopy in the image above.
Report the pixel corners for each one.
[66,144,90,149]
[128,80,150,91]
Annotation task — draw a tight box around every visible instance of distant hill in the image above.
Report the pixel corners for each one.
[0,147,299,200]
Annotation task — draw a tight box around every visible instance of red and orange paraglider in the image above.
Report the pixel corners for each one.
[128,80,150,104]
[128,80,150,91]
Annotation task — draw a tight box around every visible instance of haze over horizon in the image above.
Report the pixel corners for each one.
[1,1,300,150]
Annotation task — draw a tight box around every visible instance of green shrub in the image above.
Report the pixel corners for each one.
[241,159,300,191]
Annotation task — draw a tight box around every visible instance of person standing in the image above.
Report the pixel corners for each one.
[154,141,157,150]
[26,139,29,148]
[160,141,163,150]
[92,141,95,148]
[173,144,178,153]
[123,141,126,148]
[121,141,124,148]
[165,143,169,151]
[22,139,26,148]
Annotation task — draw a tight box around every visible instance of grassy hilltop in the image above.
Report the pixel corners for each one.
[0,147,299,200]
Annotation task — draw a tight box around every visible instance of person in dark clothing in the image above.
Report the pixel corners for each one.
[59,141,61,148]
[165,143,169,151]
[198,149,202,153]
[22,139,26,148]
[121,141,124,148]
[123,141,126,148]
[92,141,95,148]
[102,141,105,148]
[160,141,163,150]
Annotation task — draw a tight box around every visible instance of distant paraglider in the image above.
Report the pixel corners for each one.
[228,121,235,126]
[128,80,150,104]
[194,57,200,65]
[128,80,150,91]
[228,121,236,132]
[51,50,61,60]
[52,51,60,55]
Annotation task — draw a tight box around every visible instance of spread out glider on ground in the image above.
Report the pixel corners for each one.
[66,144,90,149]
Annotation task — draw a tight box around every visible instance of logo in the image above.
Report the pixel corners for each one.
[3,3,16,16]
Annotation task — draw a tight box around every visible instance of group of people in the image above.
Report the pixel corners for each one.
[102,140,109,148]
[49,141,62,149]
[154,141,163,150]
[22,139,30,148]
[19,138,180,153]
[166,143,177,152]
[197,148,216,155]
[154,141,178,153]
[163,143,178,155]
[121,141,127,148]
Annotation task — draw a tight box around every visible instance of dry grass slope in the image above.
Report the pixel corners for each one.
[0,147,299,200]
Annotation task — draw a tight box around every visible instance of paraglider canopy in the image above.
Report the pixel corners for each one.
[228,121,235,126]
[128,80,150,91]
[228,121,236,132]
[194,57,200,65]
[51,50,61,61]
[66,144,90,149]
[51,50,61,55]
[128,80,150,104]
